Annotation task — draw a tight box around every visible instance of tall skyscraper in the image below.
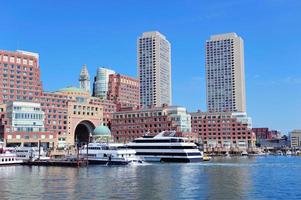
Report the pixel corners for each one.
[92,67,115,99]
[79,64,90,93]
[138,31,172,107]
[206,33,246,113]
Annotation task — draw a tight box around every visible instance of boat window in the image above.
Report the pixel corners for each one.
[128,146,196,149]
[133,139,176,143]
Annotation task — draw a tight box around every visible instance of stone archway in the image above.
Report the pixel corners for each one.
[74,120,95,146]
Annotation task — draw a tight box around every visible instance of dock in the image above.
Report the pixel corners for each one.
[22,159,88,167]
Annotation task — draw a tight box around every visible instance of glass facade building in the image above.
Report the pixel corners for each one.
[92,67,115,99]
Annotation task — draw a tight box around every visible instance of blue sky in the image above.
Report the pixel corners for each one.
[1,0,300,134]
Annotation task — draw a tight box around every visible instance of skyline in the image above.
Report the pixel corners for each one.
[1,0,300,133]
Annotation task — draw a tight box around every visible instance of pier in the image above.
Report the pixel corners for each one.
[22,159,88,167]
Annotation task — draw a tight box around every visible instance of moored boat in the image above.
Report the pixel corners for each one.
[15,147,50,162]
[241,151,248,156]
[79,143,143,165]
[203,154,211,161]
[0,151,23,165]
[126,131,203,163]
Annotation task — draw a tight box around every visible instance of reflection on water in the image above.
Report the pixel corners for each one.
[205,157,253,200]
[1,157,301,200]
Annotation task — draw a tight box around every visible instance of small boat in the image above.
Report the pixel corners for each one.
[80,143,143,165]
[276,150,283,156]
[225,151,230,157]
[203,155,211,161]
[0,151,23,165]
[286,150,292,156]
[241,151,248,156]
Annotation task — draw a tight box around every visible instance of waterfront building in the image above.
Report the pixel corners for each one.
[138,31,172,107]
[3,101,56,147]
[92,67,115,99]
[39,91,69,148]
[191,111,255,150]
[290,130,301,148]
[0,50,105,149]
[107,73,140,109]
[90,98,116,128]
[56,87,103,147]
[206,33,246,113]
[79,64,91,93]
[252,128,281,141]
[259,137,289,149]
[166,107,191,133]
[111,105,196,143]
[0,50,43,103]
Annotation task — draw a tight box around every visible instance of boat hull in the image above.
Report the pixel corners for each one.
[0,162,22,166]
[88,159,130,165]
[143,156,202,163]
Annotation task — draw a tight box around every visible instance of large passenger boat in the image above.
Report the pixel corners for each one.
[0,150,23,165]
[79,143,143,165]
[126,131,203,162]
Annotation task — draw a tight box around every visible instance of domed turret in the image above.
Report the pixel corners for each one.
[93,124,111,137]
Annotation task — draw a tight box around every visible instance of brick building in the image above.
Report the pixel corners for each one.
[252,128,280,140]
[111,105,196,143]
[0,50,42,103]
[107,73,140,109]
[191,111,256,151]
[0,50,105,148]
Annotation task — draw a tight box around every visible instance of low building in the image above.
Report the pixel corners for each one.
[191,111,256,151]
[2,101,56,147]
[111,105,196,143]
[290,130,301,148]
[252,128,281,140]
[259,137,289,149]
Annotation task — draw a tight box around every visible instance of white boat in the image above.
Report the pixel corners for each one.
[80,143,143,165]
[0,151,23,165]
[241,151,248,156]
[276,150,283,156]
[15,147,49,161]
[126,131,203,162]
[225,151,231,157]
[286,150,292,156]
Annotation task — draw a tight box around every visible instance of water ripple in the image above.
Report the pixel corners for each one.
[1,156,301,200]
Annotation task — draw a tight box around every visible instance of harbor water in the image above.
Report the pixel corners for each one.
[1,156,301,200]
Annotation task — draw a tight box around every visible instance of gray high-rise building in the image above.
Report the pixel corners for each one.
[138,31,172,107]
[92,67,115,99]
[79,64,90,93]
[206,33,246,113]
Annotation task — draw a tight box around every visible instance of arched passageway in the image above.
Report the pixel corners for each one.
[74,120,95,146]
